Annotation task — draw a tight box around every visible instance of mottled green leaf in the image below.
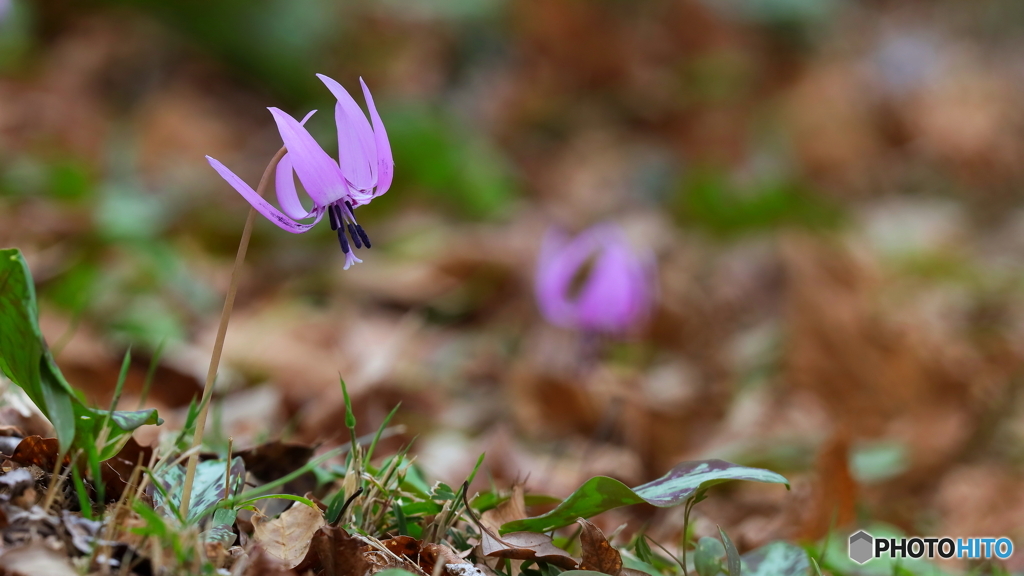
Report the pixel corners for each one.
[501,460,788,534]
[694,537,725,576]
[152,457,246,523]
[634,460,789,507]
[719,526,741,576]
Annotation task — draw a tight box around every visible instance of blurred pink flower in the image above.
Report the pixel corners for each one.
[206,75,393,269]
[535,223,655,335]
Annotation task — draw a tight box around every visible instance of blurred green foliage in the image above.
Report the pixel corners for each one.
[673,167,842,237]
[100,0,339,103]
[387,105,515,220]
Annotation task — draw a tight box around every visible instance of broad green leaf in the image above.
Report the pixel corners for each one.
[0,249,47,405]
[40,367,76,453]
[0,248,160,458]
[501,476,643,533]
[741,542,808,576]
[74,403,161,461]
[501,460,788,534]
[621,554,661,576]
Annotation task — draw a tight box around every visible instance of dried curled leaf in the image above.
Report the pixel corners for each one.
[480,484,527,533]
[9,436,65,471]
[313,525,369,576]
[238,440,316,483]
[467,482,578,570]
[481,530,578,569]
[577,519,622,575]
[252,502,326,569]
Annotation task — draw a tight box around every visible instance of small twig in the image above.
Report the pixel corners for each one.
[648,534,686,575]
[179,147,287,518]
[100,451,146,570]
[333,487,365,527]
[42,450,78,513]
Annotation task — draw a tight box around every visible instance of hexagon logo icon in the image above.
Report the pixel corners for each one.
[849,531,874,564]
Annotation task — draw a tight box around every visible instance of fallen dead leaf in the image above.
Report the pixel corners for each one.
[468,482,578,570]
[101,435,153,503]
[9,436,66,471]
[577,518,622,575]
[480,483,528,534]
[252,501,326,569]
[481,531,579,570]
[238,440,315,483]
[311,524,369,576]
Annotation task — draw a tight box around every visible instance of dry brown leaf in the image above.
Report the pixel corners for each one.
[365,536,425,574]
[252,502,326,569]
[468,483,578,570]
[9,436,65,471]
[376,536,469,574]
[800,432,857,540]
[101,436,153,503]
[577,519,622,575]
[481,531,578,570]
[238,440,315,483]
[243,546,301,576]
[312,525,369,576]
[381,535,422,559]
[480,483,527,534]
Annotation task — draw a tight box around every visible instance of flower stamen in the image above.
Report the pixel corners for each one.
[328,205,339,230]
[337,225,351,253]
[347,223,363,249]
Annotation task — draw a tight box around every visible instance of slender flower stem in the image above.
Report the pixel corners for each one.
[179,147,287,519]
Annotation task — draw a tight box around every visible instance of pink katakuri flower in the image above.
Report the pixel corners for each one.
[206,74,393,269]
[535,223,655,335]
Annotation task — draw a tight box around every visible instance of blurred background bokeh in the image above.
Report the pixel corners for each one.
[3,0,1024,563]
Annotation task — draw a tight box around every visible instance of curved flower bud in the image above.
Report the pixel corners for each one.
[535,223,655,335]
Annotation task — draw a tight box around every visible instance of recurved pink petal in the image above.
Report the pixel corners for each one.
[360,77,394,196]
[275,153,314,220]
[207,156,323,233]
[268,107,346,206]
[317,74,377,191]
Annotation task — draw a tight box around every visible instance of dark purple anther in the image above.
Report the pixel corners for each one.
[355,225,371,248]
[337,227,350,254]
[347,223,362,249]
[328,204,339,230]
